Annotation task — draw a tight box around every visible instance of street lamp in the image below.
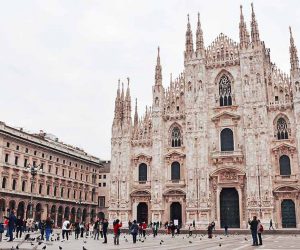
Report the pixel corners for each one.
[25,164,42,219]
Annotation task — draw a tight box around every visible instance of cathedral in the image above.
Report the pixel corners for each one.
[109,4,300,229]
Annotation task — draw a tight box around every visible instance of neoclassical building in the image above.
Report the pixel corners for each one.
[0,121,108,227]
[109,4,300,229]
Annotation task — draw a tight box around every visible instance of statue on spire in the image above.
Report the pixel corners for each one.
[155,47,162,86]
[239,5,250,49]
[289,26,299,74]
[196,12,204,56]
[250,3,260,46]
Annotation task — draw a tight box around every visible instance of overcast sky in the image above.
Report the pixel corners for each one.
[0,0,299,160]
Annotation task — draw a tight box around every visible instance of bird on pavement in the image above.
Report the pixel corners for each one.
[83,247,88,250]
[219,243,222,247]
[42,246,47,250]
[59,246,62,250]
[189,241,192,244]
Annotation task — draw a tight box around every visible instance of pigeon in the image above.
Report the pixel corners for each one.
[31,243,34,246]
[125,239,128,242]
[38,242,43,245]
[83,247,88,250]
[244,237,248,241]
[59,247,62,250]
[161,240,164,243]
[219,243,222,247]
[160,242,162,245]
[16,246,19,250]
[83,241,87,244]
[25,234,30,240]
[189,241,192,244]
[42,246,47,250]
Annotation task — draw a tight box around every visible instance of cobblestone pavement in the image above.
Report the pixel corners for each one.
[1,232,300,250]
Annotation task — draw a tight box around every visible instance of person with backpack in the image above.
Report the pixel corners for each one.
[257,219,263,245]
[130,220,139,243]
[4,209,17,242]
[102,219,109,244]
[45,217,53,241]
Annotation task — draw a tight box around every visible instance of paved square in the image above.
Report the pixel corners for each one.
[1,232,300,250]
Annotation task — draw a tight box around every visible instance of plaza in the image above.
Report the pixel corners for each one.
[1,231,300,250]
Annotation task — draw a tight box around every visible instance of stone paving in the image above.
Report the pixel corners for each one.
[1,232,300,250]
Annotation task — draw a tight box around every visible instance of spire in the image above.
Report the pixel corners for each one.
[124,77,131,122]
[250,3,260,46]
[196,12,204,56]
[155,47,162,86]
[289,26,299,73]
[239,5,250,49]
[134,98,138,128]
[125,77,131,101]
[185,14,194,58]
[113,80,121,124]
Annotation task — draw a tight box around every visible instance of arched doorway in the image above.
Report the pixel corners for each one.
[35,203,42,222]
[82,208,87,222]
[137,202,148,223]
[77,208,82,221]
[0,199,5,221]
[281,199,296,228]
[64,207,70,220]
[9,200,16,212]
[170,202,182,226]
[90,209,96,222]
[220,188,240,228]
[57,206,63,227]
[70,207,76,223]
[50,205,56,224]
[17,202,25,219]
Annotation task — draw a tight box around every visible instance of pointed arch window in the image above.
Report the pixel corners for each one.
[2,177,6,188]
[171,127,181,147]
[12,179,16,190]
[279,155,291,176]
[219,74,232,106]
[22,180,26,192]
[276,118,289,140]
[138,163,147,182]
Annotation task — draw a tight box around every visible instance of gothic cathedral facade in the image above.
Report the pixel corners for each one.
[109,4,300,229]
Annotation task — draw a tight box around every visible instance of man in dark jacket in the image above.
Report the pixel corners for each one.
[248,216,259,246]
[130,220,139,243]
[102,219,109,244]
[5,209,17,241]
[15,216,23,238]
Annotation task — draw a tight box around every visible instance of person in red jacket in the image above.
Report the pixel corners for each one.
[142,221,147,237]
[113,219,122,245]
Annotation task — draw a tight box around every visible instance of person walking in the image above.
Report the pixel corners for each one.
[224,224,229,236]
[74,220,80,239]
[269,219,274,230]
[15,216,23,239]
[45,217,53,241]
[99,219,103,239]
[5,209,17,242]
[80,222,85,238]
[170,222,175,238]
[39,220,45,241]
[130,220,139,243]
[0,221,4,242]
[207,223,213,238]
[188,224,193,236]
[257,220,264,245]
[93,219,100,240]
[142,221,147,237]
[62,218,70,241]
[211,221,215,231]
[248,216,259,246]
[102,219,108,244]
[193,220,195,229]
[113,219,122,245]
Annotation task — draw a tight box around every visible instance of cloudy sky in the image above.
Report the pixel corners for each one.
[0,0,299,160]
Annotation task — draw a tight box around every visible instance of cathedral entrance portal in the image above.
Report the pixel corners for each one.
[220,188,240,228]
[170,202,182,226]
[137,202,148,223]
[281,199,296,228]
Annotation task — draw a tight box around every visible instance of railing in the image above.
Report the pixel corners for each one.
[275,174,298,182]
[211,150,243,158]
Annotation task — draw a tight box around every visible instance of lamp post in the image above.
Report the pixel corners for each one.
[26,164,41,219]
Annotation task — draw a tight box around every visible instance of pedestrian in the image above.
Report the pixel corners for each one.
[248,216,259,246]
[211,221,215,231]
[257,219,263,245]
[74,220,80,239]
[142,221,147,237]
[102,219,108,244]
[193,220,195,229]
[80,222,85,238]
[5,209,17,242]
[39,220,45,241]
[269,219,274,230]
[138,222,143,237]
[99,219,103,238]
[113,219,122,245]
[62,218,70,241]
[45,217,53,241]
[170,222,175,238]
[224,224,229,236]
[15,216,23,238]
[130,220,139,243]
[93,219,100,240]
[176,224,180,235]
[0,221,4,242]
[207,223,213,238]
[188,223,193,236]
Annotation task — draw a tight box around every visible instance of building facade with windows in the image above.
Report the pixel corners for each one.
[97,161,110,219]
[0,121,107,227]
[109,4,300,229]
